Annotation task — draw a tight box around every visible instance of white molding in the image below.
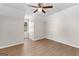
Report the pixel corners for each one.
[0,41,24,49]
[31,34,45,41]
[46,36,79,48]
[33,37,45,41]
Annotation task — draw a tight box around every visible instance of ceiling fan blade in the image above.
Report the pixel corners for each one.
[42,9,46,13]
[27,5,38,8]
[43,6,53,8]
[33,9,38,13]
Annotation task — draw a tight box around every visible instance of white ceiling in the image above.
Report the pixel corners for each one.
[0,3,78,18]
[0,3,25,18]
[25,3,78,16]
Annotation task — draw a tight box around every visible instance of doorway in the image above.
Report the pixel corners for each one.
[24,19,29,39]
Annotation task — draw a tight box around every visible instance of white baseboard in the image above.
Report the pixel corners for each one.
[32,34,46,41]
[0,41,24,49]
[46,37,79,48]
[32,37,45,41]
[1,36,79,49]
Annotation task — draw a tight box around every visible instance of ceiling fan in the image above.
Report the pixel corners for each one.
[27,3,53,13]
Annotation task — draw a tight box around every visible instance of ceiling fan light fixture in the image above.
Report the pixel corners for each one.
[38,8,42,12]
[27,3,53,13]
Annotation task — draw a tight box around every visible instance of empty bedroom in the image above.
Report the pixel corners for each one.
[0,3,79,56]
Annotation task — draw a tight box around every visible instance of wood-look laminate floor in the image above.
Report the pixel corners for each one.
[0,39,79,56]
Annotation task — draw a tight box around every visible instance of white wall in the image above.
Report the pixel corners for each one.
[0,15,24,48]
[29,17,34,40]
[30,14,46,41]
[46,4,79,48]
